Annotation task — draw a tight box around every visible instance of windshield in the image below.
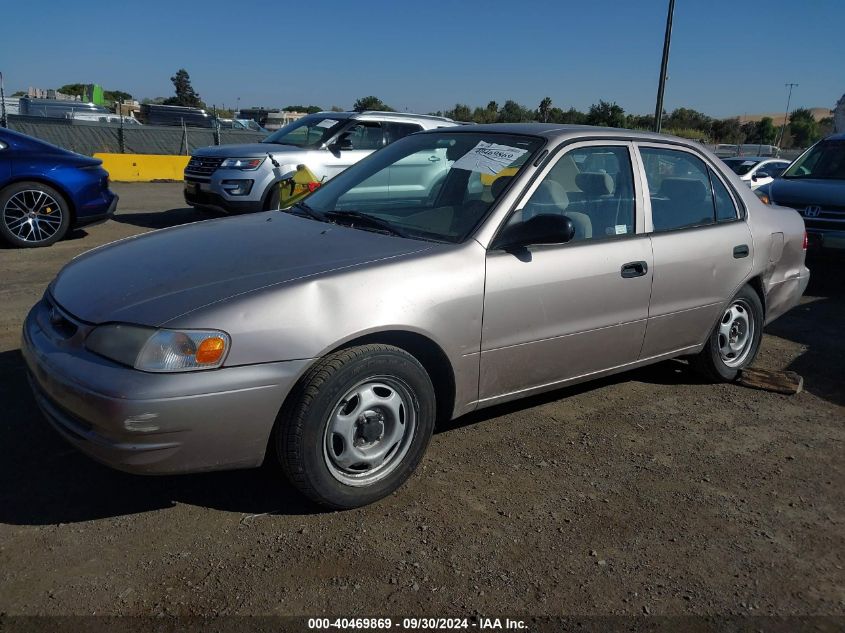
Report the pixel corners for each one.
[783,140,845,180]
[722,158,760,176]
[298,131,544,243]
[261,114,347,148]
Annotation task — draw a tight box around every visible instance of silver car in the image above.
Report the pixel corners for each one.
[184,111,458,213]
[23,125,810,508]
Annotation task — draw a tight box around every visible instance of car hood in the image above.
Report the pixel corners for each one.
[192,143,302,157]
[50,212,433,326]
[768,178,845,208]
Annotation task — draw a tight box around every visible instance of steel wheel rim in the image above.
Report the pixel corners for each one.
[718,298,755,368]
[3,190,63,243]
[323,376,417,487]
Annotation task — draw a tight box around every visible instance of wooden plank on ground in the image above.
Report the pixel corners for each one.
[737,368,804,395]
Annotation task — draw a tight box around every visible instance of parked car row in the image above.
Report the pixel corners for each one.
[22,123,810,508]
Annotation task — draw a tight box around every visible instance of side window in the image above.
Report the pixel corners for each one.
[710,169,738,222]
[384,122,423,144]
[766,162,788,177]
[513,145,635,242]
[342,122,385,150]
[640,147,715,232]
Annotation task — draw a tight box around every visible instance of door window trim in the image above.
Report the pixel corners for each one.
[489,140,646,251]
[633,141,747,234]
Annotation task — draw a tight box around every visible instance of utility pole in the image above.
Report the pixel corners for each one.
[653,0,675,133]
[0,71,7,128]
[777,82,798,150]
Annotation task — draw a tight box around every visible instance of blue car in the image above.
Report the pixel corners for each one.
[0,128,118,248]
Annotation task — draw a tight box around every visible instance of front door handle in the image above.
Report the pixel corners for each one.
[733,244,750,258]
[621,261,648,278]
[428,155,441,162]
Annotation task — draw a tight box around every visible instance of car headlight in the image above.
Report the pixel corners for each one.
[219,157,264,170]
[86,325,230,372]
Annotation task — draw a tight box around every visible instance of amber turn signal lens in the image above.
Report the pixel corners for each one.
[195,336,226,364]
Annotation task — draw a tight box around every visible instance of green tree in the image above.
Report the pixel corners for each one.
[788,108,820,148]
[537,96,552,123]
[711,118,743,144]
[497,100,533,123]
[626,113,654,130]
[471,101,499,123]
[665,107,711,132]
[586,100,626,127]
[758,117,777,145]
[447,103,472,121]
[58,83,85,98]
[104,90,132,103]
[163,69,204,108]
[353,96,393,112]
[330,105,345,112]
[283,105,323,114]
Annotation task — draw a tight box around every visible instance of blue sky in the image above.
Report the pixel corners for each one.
[2,0,843,117]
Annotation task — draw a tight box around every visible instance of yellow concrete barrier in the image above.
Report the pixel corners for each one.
[94,153,190,182]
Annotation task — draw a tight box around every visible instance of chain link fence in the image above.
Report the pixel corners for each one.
[7,116,266,156]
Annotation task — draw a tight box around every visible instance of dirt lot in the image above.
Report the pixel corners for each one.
[0,183,842,619]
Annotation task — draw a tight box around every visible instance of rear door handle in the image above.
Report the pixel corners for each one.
[621,261,648,278]
[733,244,750,258]
[428,155,441,162]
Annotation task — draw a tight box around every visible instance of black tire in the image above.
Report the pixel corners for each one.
[691,284,764,382]
[276,344,436,509]
[264,184,281,211]
[0,182,71,248]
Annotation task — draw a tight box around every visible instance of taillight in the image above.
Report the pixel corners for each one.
[802,231,808,250]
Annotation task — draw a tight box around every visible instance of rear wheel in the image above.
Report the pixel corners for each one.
[276,344,436,509]
[691,284,764,381]
[0,182,71,248]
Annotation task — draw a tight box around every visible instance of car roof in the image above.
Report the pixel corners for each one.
[415,122,709,145]
[824,132,845,141]
[306,111,456,124]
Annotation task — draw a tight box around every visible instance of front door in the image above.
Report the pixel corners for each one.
[318,121,385,180]
[479,142,653,403]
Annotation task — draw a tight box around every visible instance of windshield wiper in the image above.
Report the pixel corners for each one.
[325,211,410,238]
[287,201,329,222]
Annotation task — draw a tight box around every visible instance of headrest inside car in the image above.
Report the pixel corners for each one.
[575,171,614,196]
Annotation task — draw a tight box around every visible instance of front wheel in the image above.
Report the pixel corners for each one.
[276,344,436,509]
[691,285,764,381]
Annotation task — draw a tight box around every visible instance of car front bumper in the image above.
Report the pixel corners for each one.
[21,296,310,475]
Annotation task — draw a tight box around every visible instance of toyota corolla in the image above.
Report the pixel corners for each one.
[22,125,809,509]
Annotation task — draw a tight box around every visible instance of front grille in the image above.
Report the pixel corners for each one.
[781,201,845,230]
[185,156,224,177]
[44,296,78,340]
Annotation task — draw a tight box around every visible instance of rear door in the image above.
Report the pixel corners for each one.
[635,143,753,359]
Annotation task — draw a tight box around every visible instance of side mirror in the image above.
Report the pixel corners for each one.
[494,213,576,251]
[754,171,770,180]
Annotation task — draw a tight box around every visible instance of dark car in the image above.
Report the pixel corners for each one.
[757,133,845,252]
[139,104,213,128]
[0,128,118,248]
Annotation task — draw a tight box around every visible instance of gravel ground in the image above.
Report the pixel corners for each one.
[0,183,842,619]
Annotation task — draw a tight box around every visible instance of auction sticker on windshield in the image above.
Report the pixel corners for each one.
[452,141,528,175]
[316,119,339,128]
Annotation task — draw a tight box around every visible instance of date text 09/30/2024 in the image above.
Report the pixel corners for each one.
[307,617,527,630]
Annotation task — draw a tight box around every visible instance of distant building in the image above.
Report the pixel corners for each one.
[27,87,81,101]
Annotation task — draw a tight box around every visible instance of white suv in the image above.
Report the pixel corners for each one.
[721,156,791,190]
[184,111,458,213]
